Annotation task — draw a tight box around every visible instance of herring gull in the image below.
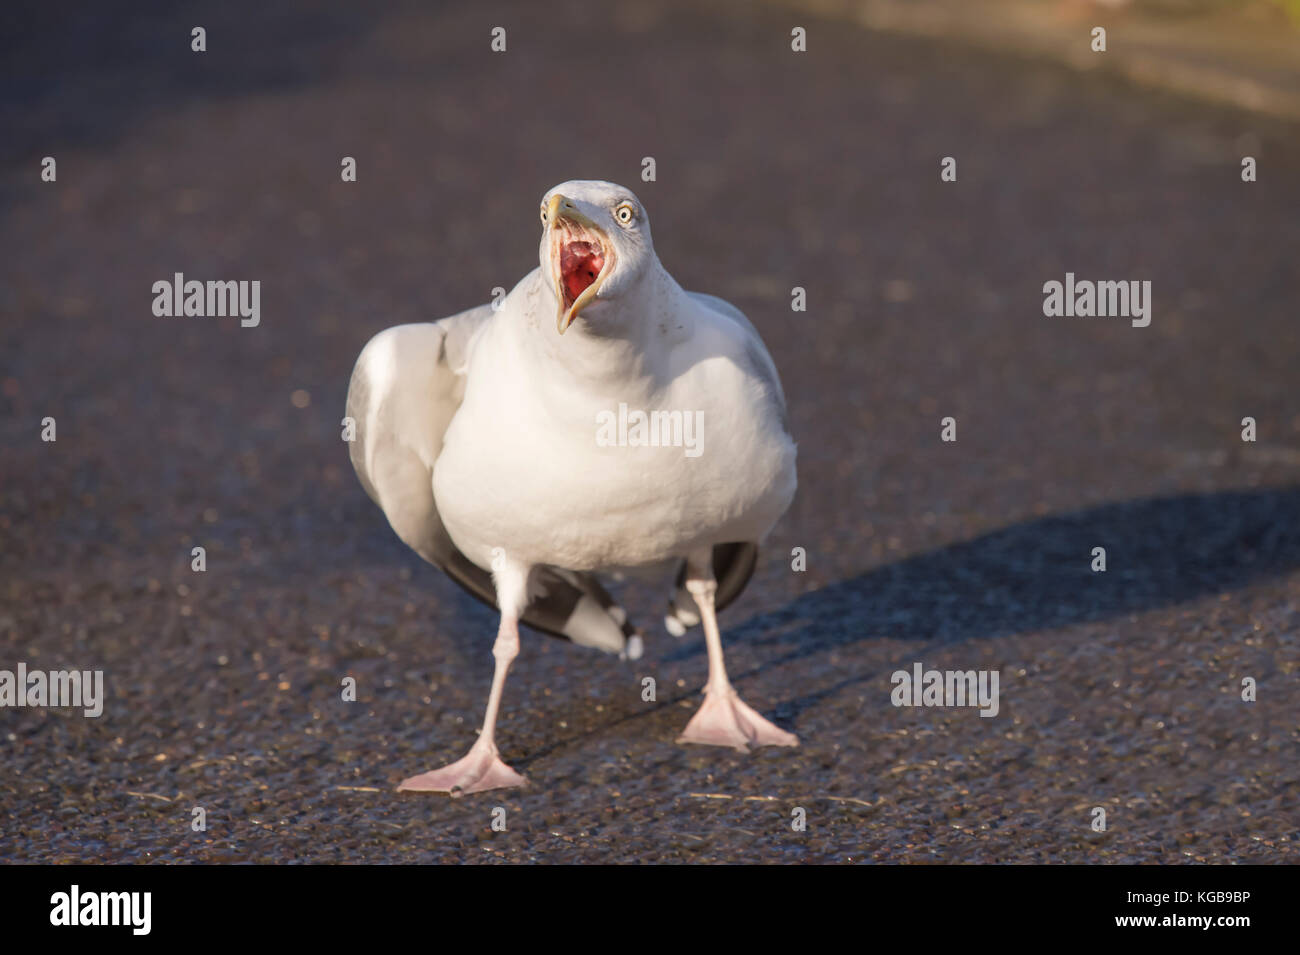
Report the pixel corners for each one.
[346,180,797,794]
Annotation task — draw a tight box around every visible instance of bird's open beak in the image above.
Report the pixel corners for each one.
[547,194,614,334]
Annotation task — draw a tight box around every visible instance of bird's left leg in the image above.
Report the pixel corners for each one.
[398,558,530,796]
[677,548,798,752]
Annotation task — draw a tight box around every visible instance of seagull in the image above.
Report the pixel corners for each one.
[346,180,798,795]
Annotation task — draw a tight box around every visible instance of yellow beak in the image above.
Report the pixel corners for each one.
[548,194,612,335]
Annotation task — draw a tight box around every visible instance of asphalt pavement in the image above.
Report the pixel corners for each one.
[1,0,1298,862]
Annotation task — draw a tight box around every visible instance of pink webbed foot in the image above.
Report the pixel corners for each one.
[677,685,799,752]
[397,741,527,797]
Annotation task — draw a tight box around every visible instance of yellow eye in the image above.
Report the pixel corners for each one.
[614,203,636,226]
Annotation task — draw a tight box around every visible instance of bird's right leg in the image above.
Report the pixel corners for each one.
[398,558,530,796]
[677,548,799,752]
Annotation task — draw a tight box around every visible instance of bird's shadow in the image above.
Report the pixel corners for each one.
[665,486,1300,718]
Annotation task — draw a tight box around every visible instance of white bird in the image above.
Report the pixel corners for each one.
[346,180,797,795]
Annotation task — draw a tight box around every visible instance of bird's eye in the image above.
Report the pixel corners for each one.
[540,204,548,224]
[614,202,636,226]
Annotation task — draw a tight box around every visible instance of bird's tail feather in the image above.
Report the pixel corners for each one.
[664,542,759,637]
[440,553,639,657]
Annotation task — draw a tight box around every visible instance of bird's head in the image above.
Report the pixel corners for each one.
[538,180,658,335]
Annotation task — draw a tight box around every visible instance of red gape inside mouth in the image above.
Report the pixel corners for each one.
[560,240,605,305]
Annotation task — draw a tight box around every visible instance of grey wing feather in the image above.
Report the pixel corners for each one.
[346,308,638,657]
[659,292,788,631]
[688,290,789,434]
[664,542,759,634]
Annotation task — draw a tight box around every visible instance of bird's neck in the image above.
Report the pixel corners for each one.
[534,264,689,395]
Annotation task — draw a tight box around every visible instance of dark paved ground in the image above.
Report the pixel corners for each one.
[1,0,1298,863]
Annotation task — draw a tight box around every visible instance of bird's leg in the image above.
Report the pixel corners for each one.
[676,549,798,752]
[398,562,530,796]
